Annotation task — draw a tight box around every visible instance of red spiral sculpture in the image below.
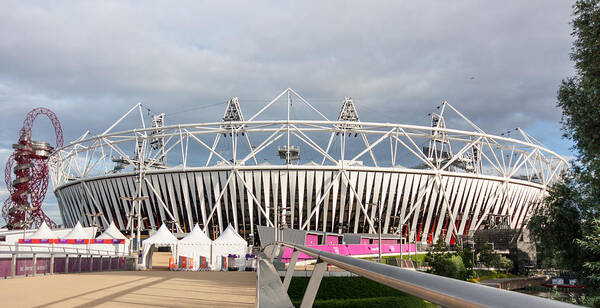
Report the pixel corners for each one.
[3,108,63,229]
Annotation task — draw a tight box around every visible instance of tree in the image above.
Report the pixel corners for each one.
[456,245,474,270]
[528,0,600,276]
[478,243,495,269]
[492,255,514,272]
[577,219,600,288]
[425,239,448,266]
[528,178,586,271]
[431,255,467,280]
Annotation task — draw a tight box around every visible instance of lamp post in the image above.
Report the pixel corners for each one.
[367,201,384,263]
[18,206,37,240]
[268,206,290,242]
[120,196,149,257]
[390,215,403,266]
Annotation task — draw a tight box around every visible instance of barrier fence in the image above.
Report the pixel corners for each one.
[0,244,128,279]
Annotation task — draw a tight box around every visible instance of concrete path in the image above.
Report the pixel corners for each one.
[0,271,256,307]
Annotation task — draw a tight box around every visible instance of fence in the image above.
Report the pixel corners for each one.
[0,244,129,279]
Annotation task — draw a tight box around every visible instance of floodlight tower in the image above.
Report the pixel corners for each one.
[149,113,166,166]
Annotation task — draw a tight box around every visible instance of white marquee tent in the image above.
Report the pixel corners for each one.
[59,221,92,251]
[141,224,178,269]
[177,223,212,270]
[27,221,56,239]
[212,224,248,269]
[96,221,129,255]
[97,221,127,240]
[62,221,92,239]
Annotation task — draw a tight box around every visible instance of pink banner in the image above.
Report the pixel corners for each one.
[36,258,51,274]
[16,258,33,276]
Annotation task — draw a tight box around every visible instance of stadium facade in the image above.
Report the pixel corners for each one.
[50,89,568,244]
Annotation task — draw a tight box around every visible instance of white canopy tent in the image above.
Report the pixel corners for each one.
[177,224,212,269]
[212,224,248,269]
[59,221,92,251]
[95,221,129,255]
[141,224,178,269]
[97,221,127,240]
[62,222,92,239]
[27,221,56,239]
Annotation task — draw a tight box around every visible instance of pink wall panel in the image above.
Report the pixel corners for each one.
[325,235,340,245]
[281,243,417,261]
[305,234,319,245]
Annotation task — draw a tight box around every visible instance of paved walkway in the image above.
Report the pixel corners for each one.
[0,271,256,307]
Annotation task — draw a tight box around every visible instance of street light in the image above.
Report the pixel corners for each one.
[368,201,383,264]
[17,206,37,240]
[120,196,149,256]
[267,206,291,242]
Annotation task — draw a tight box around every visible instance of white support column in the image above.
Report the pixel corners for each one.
[283,250,299,291]
[32,253,37,276]
[50,254,55,275]
[300,260,327,308]
[11,254,16,278]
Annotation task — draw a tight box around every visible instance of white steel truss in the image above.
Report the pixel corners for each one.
[49,89,568,243]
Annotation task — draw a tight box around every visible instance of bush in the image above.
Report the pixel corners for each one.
[457,246,474,269]
[493,255,514,271]
[431,255,467,280]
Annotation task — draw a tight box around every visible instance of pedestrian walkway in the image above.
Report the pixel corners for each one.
[0,270,256,307]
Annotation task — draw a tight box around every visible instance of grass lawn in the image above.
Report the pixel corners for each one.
[287,276,437,308]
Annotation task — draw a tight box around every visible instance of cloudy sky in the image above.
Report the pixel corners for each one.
[0,1,578,225]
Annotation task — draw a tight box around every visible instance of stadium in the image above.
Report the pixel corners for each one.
[49,88,568,245]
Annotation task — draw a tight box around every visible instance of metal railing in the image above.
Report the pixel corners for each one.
[0,243,130,279]
[262,242,578,308]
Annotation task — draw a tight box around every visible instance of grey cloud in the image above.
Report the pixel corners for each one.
[0,1,578,224]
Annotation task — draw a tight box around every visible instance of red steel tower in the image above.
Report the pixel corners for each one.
[3,108,63,229]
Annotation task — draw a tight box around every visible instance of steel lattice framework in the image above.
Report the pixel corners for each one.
[50,89,567,244]
[3,107,63,229]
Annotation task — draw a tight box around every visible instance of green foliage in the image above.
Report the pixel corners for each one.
[478,243,495,268]
[528,2,600,293]
[424,239,449,266]
[577,219,600,288]
[456,245,474,270]
[471,270,518,282]
[476,243,513,271]
[529,175,587,271]
[430,255,467,280]
[494,255,514,271]
[558,0,600,164]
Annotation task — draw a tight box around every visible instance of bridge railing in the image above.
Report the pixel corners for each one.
[261,242,578,308]
[0,243,131,279]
